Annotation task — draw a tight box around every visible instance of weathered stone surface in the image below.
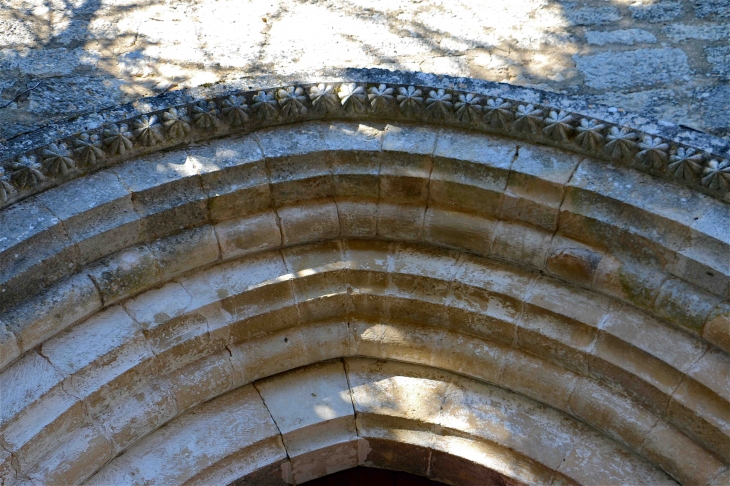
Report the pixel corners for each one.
[575,48,691,90]
[585,29,657,46]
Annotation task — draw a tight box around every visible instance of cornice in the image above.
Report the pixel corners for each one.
[1,69,728,208]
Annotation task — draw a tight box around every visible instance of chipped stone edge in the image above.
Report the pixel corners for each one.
[1,68,729,209]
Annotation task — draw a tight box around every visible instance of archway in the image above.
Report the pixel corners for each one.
[0,74,728,485]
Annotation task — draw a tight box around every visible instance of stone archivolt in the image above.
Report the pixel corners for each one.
[0,93,728,485]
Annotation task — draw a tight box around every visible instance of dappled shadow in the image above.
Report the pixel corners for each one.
[0,0,727,137]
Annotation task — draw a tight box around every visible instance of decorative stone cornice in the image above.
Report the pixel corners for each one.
[1,73,729,209]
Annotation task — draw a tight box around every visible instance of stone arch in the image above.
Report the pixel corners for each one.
[0,75,728,486]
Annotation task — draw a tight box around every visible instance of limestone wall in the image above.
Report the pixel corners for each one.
[0,0,729,143]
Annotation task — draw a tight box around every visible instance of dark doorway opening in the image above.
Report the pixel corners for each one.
[301,467,446,485]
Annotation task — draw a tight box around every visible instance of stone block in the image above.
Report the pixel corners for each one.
[123,281,192,330]
[601,304,707,373]
[575,48,690,90]
[320,122,384,153]
[569,378,657,450]
[704,302,730,353]
[229,329,309,386]
[428,155,507,216]
[382,124,437,156]
[224,285,298,343]
[86,244,160,304]
[527,277,611,327]
[256,123,328,158]
[502,145,582,231]
[1,272,101,354]
[255,361,355,456]
[42,305,138,376]
[376,203,425,242]
[654,278,720,335]
[639,421,727,486]
[559,426,673,485]
[0,322,19,371]
[445,302,517,346]
[0,197,79,312]
[165,351,235,412]
[187,438,289,486]
[0,352,63,427]
[591,254,666,309]
[278,200,340,246]
[501,350,578,411]
[150,225,220,281]
[177,251,287,310]
[667,378,730,463]
[94,379,178,454]
[429,437,557,486]
[336,199,377,238]
[0,448,14,485]
[438,377,574,470]
[35,170,143,264]
[187,134,264,173]
[267,153,335,207]
[215,211,282,260]
[379,152,432,205]
[2,385,83,475]
[358,437,430,477]
[437,330,509,385]
[112,150,209,239]
[589,332,681,415]
[330,151,380,200]
[203,155,270,222]
[86,385,279,485]
[298,320,350,363]
[423,207,496,255]
[545,236,603,287]
[490,221,553,269]
[27,423,113,486]
[347,358,451,423]
[453,253,535,301]
[517,306,596,374]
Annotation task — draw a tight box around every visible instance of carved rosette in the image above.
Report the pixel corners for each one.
[41,143,76,176]
[74,133,105,166]
[368,84,395,113]
[9,155,45,189]
[221,96,250,126]
[103,124,134,156]
[2,80,728,208]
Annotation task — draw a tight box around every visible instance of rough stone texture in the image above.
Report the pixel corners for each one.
[0,0,729,142]
[0,98,728,486]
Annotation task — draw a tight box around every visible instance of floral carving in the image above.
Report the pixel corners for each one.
[192,101,220,129]
[543,111,573,141]
[132,115,164,146]
[103,124,134,156]
[309,84,339,114]
[41,143,75,176]
[454,93,482,123]
[253,91,278,120]
[636,136,669,170]
[668,148,703,182]
[0,165,15,202]
[162,108,191,139]
[339,83,367,114]
[604,126,637,160]
[221,96,250,126]
[484,98,512,129]
[425,89,453,119]
[73,133,104,165]
[702,159,730,192]
[368,84,395,113]
[9,156,45,189]
[513,104,542,134]
[575,119,605,151]
[277,86,308,116]
[397,86,423,116]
